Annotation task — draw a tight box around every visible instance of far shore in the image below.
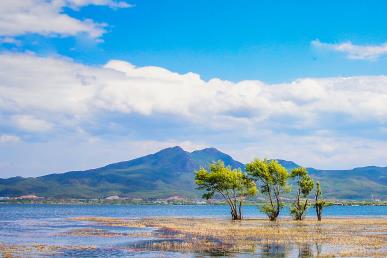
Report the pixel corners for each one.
[1,199,387,206]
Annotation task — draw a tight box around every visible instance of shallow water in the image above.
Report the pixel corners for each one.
[0,204,386,257]
[1,203,386,220]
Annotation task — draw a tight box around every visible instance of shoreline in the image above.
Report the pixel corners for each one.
[1,200,387,206]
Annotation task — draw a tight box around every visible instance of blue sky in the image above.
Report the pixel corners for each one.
[1,0,387,177]
[5,0,387,82]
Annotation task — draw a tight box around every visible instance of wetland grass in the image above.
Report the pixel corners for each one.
[71,216,387,256]
[1,217,385,257]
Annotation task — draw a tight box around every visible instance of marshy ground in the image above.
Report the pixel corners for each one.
[71,216,387,257]
[1,217,386,257]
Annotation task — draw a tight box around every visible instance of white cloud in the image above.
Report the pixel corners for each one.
[0,37,21,46]
[0,0,131,39]
[1,52,387,172]
[1,53,387,128]
[12,115,53,132]
[0,134,20,143]
[62,0,132,9]
[225,131,387,170]
[312,39,387,60]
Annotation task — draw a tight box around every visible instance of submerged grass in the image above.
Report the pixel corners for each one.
[57,228,153,238]
[71,216,387,257]
[0,243,99,258]
[1,217,385,257]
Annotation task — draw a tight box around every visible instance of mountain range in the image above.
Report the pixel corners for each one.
[0,146,386,200]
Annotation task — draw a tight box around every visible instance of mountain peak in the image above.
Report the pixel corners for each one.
[191,147,220,154]
[157,145,185,153]
[154,146,187,157]
[273,159,300,170]
[190,147,244,169]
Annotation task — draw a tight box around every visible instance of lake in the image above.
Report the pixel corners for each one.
[0,204,386,257]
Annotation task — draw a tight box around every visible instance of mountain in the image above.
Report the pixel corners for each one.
[270,159,300,170]
[271,160,386,200]
[307,167,387,200]
[0,146,386,200]
[0,146,243,199]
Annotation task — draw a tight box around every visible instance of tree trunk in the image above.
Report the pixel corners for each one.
[229,202,242,220]
[296,199,308,221]
[294,187,302,220]
[316,207,322,221]
[268,203,280,221]
[315,192,322,221]
[232,211,241,220]
[273,192,280,221]
[238,201,242,220]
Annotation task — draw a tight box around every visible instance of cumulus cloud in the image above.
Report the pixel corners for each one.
[1,53,387,128]
[0,37,21,46]
[0,0,130,39]
[62,0,132,9]
[0,134,20,143]
[226,131,387,169]
[1,52,387,172]
[12,115,53,132]
[312,39,387,60]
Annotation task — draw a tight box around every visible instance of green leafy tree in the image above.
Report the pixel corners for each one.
[290,167,314,220]
[246,159,290,221]
[195,160,256,220]
[314,181,325,221]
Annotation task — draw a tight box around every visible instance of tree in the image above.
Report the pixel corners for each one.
[246,159,290,221]
[195,161,256,220]
[314,181,325,221]
[290,167,314,220]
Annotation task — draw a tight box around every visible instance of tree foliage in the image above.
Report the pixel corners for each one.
[246,159,290,221]
[290,167,314,220]
[195,160,256,220]
[314,181,326,221]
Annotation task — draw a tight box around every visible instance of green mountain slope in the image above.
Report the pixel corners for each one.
[0,146,386,200]
[274,161,387,200]
[307,167,387,200]
[0,146,243,199]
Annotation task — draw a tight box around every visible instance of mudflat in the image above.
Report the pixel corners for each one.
[1,216,386,257]
[71,216,387,257]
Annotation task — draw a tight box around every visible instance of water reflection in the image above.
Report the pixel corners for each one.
[298,244,313,258]
[315,242,322,256]
[259,242,288,257]
[255,242,326,258]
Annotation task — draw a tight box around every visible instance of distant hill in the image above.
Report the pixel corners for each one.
[0,146,243,199]
[0,146,386,200]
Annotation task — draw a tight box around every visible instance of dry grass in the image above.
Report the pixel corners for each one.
[2,217,386,257]
[57,227,153,238]
[72,216,387,256]
[0,243,98,258]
